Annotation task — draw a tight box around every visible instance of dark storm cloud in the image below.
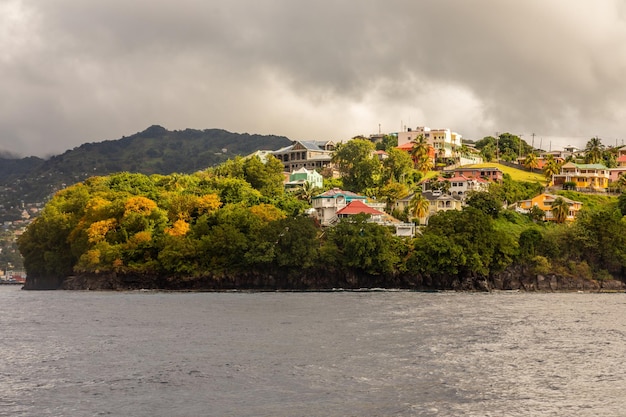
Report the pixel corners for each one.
[2,0,626,156]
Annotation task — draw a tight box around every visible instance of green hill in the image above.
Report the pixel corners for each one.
[465,162,547,184]
[0,126,292,221]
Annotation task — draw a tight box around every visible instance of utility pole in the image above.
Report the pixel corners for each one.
[495,132,500,162]
[518,134,523,162]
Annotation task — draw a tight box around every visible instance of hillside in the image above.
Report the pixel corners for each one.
[0,125,292,221]
[465,162,547,184]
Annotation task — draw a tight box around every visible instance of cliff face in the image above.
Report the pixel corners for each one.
[23,266,626,292]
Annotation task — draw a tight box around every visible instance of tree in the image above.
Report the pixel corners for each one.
[321,213,400,275]
[618,191,626,216]
[542,154,561,184]
[550,197,570,223]
[243,155,285,198]
[519,228,544,259]
[465,191,501,218]
[378,182,409,212]
[408,192,430,224]
[331,139,381,193]
[410,135,433,174]
[528,205,545,222]
[524,153,539,172]
[382,148,413,184]
[584,137,604,164]
[375,134,398,151]
[609,173,626,194]
[293,181,319,204]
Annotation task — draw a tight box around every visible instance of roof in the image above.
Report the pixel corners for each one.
[396,142,415,151]
[299,140,329,150]
[563,162,608,170]
[312,188,366,199]
[519,193,582,205]
[336,200,385,216]
[422,190,461,201]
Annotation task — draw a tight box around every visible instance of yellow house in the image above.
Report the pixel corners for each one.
[517,193,582,222]
[552,162,609,191]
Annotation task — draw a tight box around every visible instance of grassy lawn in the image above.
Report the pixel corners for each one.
[463,163,547,184]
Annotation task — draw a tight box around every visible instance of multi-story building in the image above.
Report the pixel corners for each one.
[421,175,489,198]
[551,162,609,191]
[450,167,504,183]
[397,126,462,158]
[272,140,335,172]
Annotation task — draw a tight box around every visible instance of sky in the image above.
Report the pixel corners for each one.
[2,0,626,157]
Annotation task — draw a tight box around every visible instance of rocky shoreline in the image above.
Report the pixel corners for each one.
[22,265,626,292]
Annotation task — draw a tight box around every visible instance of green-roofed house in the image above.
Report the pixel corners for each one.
[285,167,323,190]
[552,162,610,191]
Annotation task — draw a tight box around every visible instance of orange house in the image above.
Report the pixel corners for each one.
[517,193,582,222]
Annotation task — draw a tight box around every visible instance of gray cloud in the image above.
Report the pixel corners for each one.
[2,0,626,156]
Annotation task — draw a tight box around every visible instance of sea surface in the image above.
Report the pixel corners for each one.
[1,286,625,417]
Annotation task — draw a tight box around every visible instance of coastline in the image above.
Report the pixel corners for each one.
[22,267,626,292]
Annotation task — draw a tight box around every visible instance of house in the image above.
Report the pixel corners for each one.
[517,193,582,222]
[284,167,323,190]
[395,190,463,225]
[421,175,489,198]
[516,154,566,170]
[609,154,626,182]
[551,162,609,191]
[450,167,503,182]
[336,200,415,237]
[397,126,462,158]
[272,140,335,172]
[311,188,368,226]
[421,191,463,222]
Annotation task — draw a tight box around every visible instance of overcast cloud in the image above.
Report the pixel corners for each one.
[2,0,626,157]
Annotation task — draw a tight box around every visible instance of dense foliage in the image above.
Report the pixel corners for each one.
[17,155,626,289]
[0,125,291,221]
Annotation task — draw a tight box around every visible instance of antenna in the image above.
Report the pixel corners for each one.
[531,132,536,149]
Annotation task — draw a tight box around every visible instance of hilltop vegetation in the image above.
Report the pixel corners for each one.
[18,153,626,291]
[0,126,291,221]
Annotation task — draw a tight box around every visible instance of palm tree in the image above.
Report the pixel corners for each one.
[550,197,570,223]
[410,134,433,174]
[542,155,561,185]
[416,154,434,175]
[409,192,430,225]
[524,152,539,172]
[618,173,626,190]
[584,137,604,164]
[294,181,317,204]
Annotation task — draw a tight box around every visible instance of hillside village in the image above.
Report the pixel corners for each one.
[9,125,626,287]
[270,126,626,238]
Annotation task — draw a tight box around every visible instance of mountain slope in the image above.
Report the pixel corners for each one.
[0,125,292,221]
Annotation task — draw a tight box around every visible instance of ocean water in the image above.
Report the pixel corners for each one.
[1,286,625,416]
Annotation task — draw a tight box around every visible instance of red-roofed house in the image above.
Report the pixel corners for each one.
[311,188,368,226]
[336,200,415,237]
[336,200,386,220]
